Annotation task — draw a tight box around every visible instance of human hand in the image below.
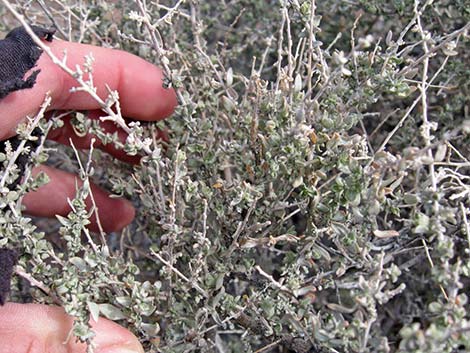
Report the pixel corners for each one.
[0,34,177,232]
[0,303,145,353]
[0,33,177,353]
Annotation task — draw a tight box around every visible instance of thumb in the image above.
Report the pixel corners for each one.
[0,303,144,353]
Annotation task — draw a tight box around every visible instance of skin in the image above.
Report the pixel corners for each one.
[0,38,177,352]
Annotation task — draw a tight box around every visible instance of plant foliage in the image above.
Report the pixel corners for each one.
[1,0,470,352]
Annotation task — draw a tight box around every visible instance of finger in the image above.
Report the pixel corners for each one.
[47,112,142,165]
[22,165,135,233]
[0,39,178,139]
[47,110,169,164]
[0,303,144,353]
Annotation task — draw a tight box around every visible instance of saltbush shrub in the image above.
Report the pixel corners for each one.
[1,0,470,352]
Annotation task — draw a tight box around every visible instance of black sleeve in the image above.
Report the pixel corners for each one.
[0,248,17,306]
[0,25,55,99]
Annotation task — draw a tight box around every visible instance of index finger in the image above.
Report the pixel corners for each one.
[0,39,177,138]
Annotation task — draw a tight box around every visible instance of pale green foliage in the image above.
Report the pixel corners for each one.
[1,0,470,352]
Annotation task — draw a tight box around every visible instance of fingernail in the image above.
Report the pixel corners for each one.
[103,198,135,232]
[116,199,136,229]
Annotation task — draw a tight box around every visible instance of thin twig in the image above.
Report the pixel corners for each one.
[15,266,62,305]
[150,249,209,298]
